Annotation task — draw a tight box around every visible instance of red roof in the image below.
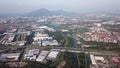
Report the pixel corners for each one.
[112,57,120,64]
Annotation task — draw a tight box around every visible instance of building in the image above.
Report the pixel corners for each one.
[0,57,7,62]
[42,40,59,46]
[112,57,120,64]
[90,54,97,65]
[24,49,40,60]
[1,53,21,61]
[36,51,49,62]
[94,56,105,63]
[33,32,52,41]
[47,51,59,61]
[35,26,56,32]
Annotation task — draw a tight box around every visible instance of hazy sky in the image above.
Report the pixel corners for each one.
[0,0,119,14]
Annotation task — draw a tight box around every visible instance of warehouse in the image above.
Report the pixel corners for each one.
[94,56,105,63]
[36,51,49,62]
[24,49,40,60]
[47,51,59,61]
[42,40,59,46]
[90,54,97,65]
[1,53,21,61]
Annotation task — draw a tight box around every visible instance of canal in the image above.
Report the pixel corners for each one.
[72,38,78,68]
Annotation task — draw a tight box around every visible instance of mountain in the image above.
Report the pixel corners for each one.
[26,8,77,16]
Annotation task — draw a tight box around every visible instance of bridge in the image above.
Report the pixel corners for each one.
[51,49,85,53]
[50,47,86,53]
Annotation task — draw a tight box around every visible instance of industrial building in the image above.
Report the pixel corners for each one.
[42,40,59,46]
[90,54,110,68]
[90,54,97,65]
[112,57,120,64]
[36,51,49,62]
[94,56,105,64]
[24,49,40,60]
[0,57,7,62]
[1,53,21,61]
[33,32,59,46]
[47,51,59,61]
[35,26,56,32]
[33,32,51,41]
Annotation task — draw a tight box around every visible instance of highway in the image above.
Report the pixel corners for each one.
[51,48,85,53]
[0,32,29,36]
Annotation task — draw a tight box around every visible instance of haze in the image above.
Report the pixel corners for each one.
[0,0,119,14]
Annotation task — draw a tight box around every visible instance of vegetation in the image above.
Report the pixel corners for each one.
[23,61,55,68]
[0,35,5,41]
[81,38,119,48]
[25,31,34,44]
[0,62,9,68]
[103,24,120,32]
[46,31,65,43]
[76,27,89,34]
[53,52,64,67]
[63,52,76,68]
[77,53,86,68]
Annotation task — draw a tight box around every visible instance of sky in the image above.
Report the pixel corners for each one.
[0,0,119,14]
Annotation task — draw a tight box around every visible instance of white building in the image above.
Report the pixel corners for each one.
[42,40,59,46]
[36,51,49,62]
[90,54,97,65]
[33,32,52,41]
[47,51,59,61]
[24,49,40,60]
[94,56,105,63]
[1,53,21,61]
[35,26,56,32]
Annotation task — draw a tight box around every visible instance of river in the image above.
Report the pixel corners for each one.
[72,38,78,68]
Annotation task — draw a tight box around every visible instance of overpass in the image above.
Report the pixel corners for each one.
[51,49,85,53]
[50,47,86,53]
[8,46,86,53]
[0,31,30,36]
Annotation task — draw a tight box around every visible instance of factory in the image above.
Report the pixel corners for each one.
[1,53,21,61]
[33,32,51,41]
[36,51,49,62]
[47,51,59,61]
[90,54,108,68]
[90,54,97,66]
[0,57,7,62]
[24,49,40,60]
[24,49,59,63]
[35,26,56,32]
[42,40,59,46]
[33,32,59,46]
[89,53,120,68]
[0,29,30,46]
